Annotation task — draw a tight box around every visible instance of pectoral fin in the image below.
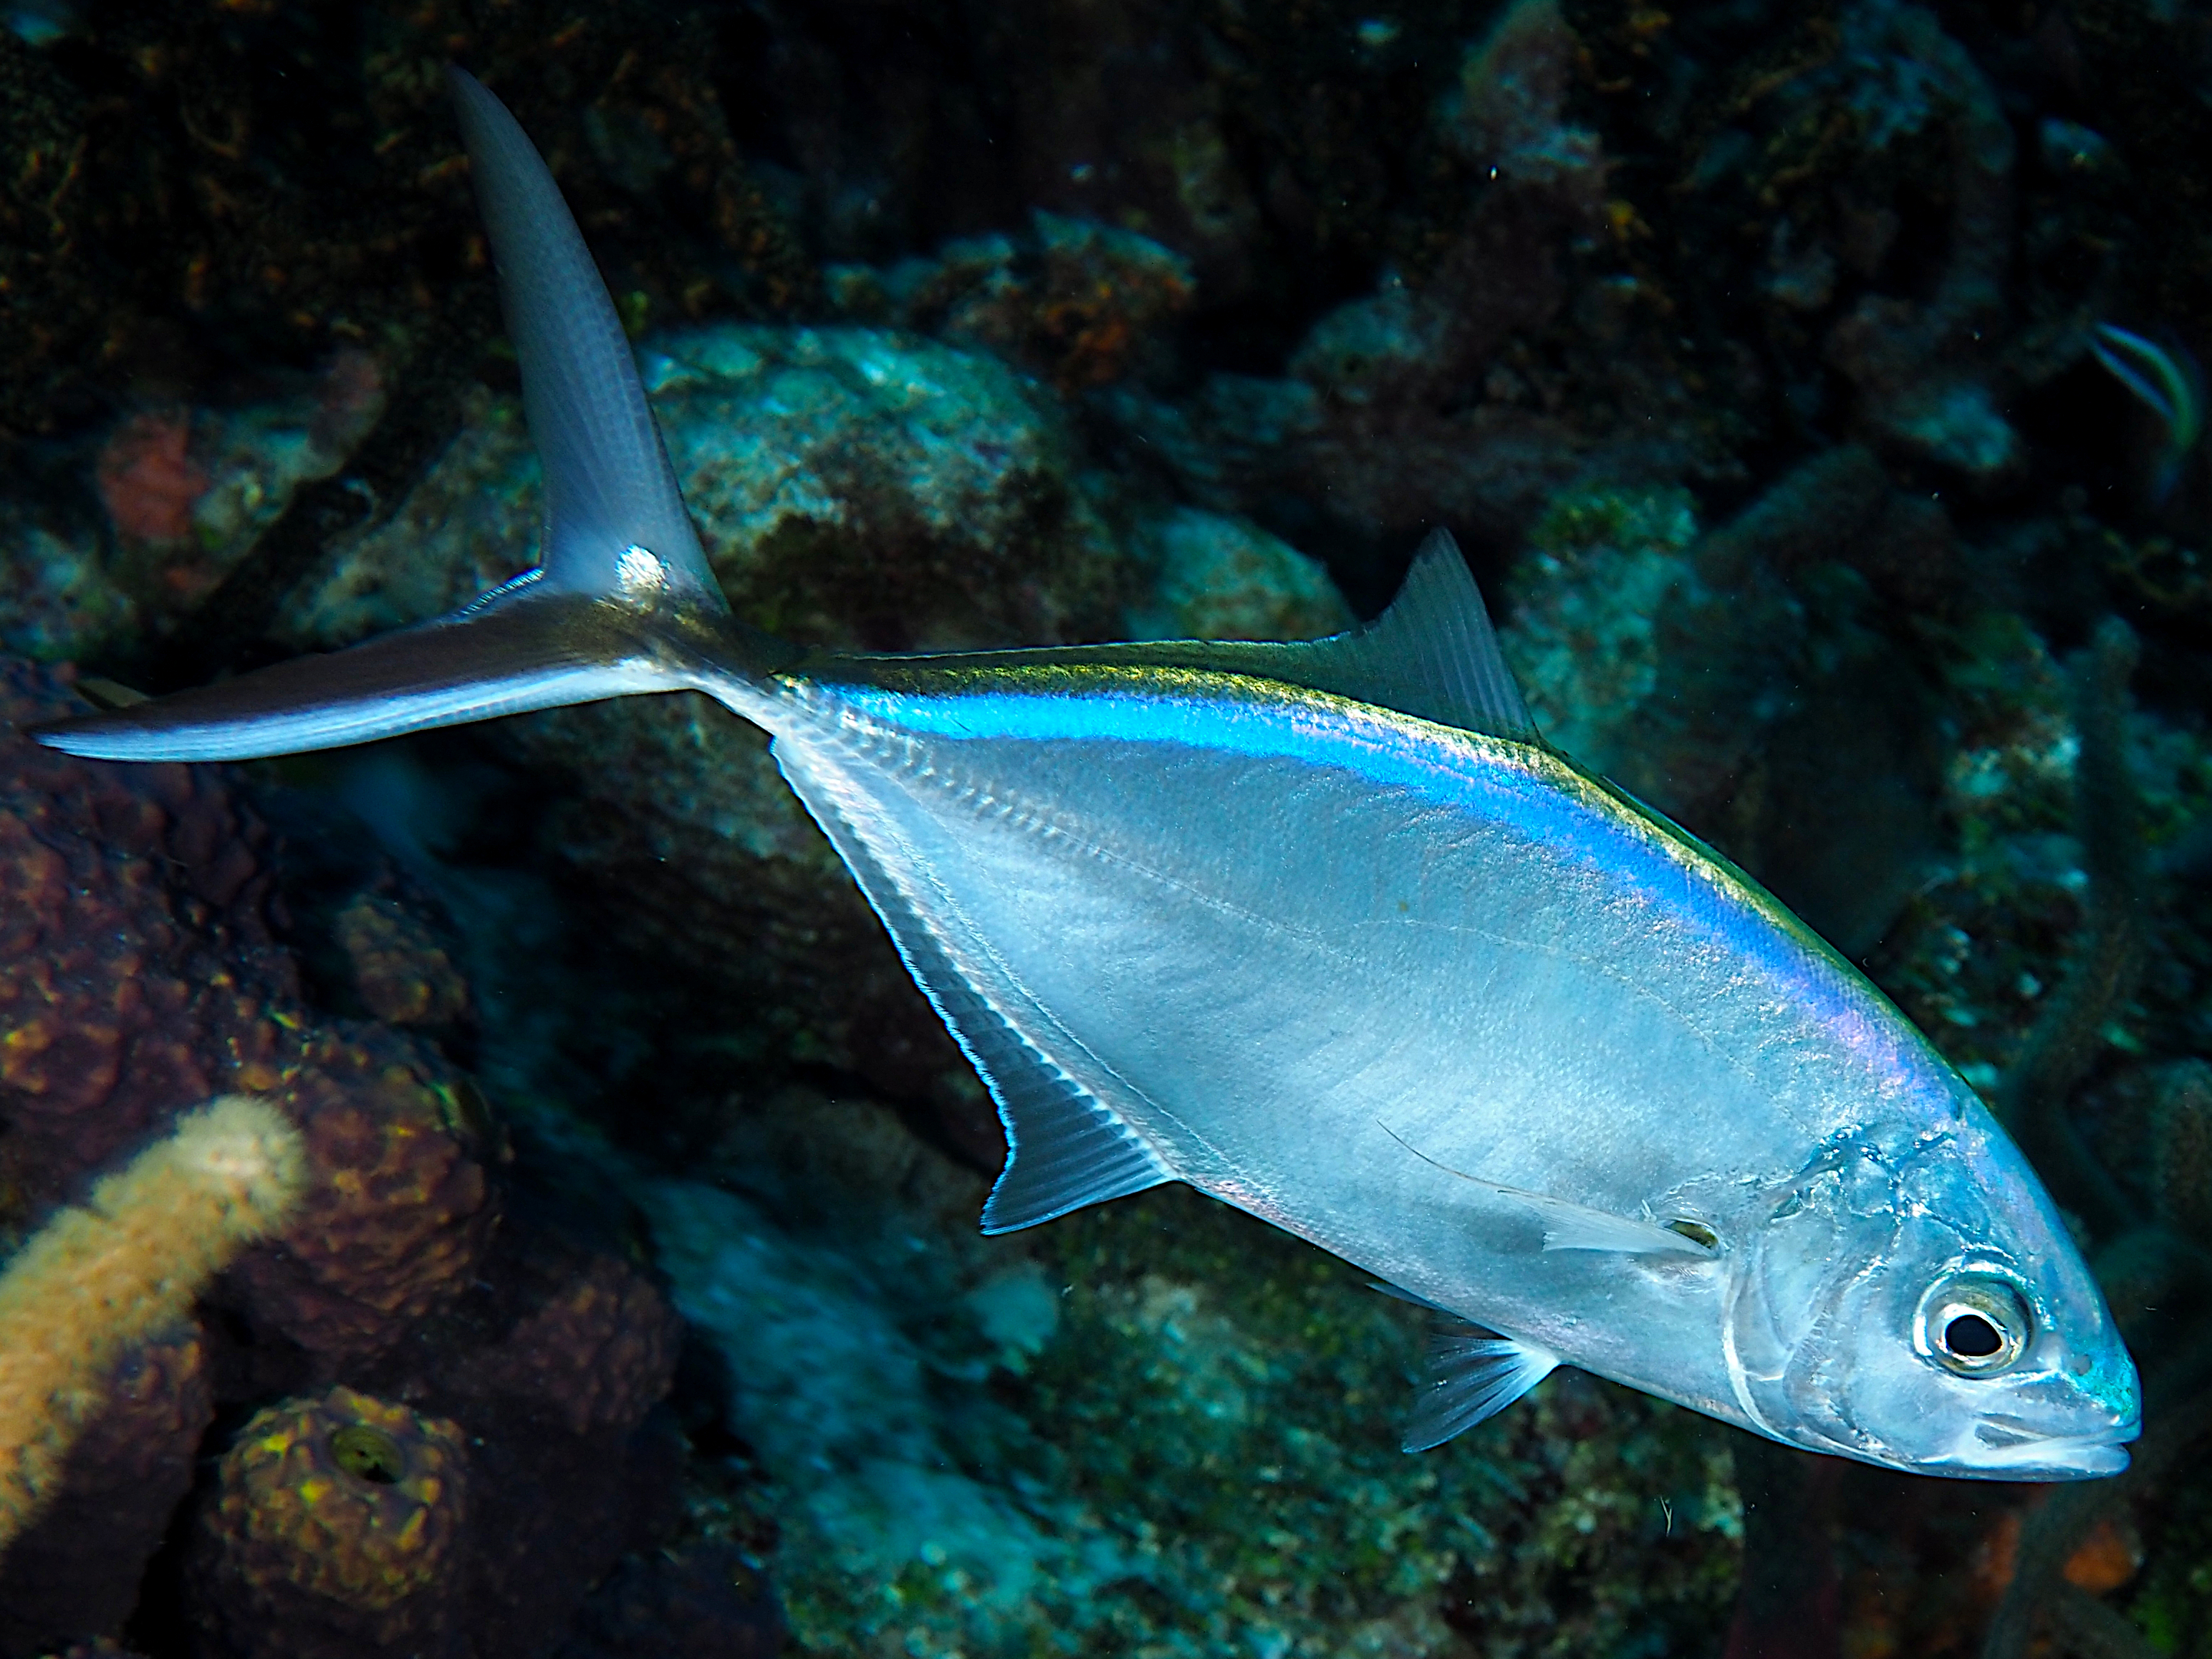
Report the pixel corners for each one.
[1377,1124,1714,1258]
[1530,1200,1716,1256]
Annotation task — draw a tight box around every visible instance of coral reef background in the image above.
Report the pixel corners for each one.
[1,0,2210,1655]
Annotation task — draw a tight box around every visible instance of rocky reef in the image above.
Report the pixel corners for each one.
[2,0,2211,1656]
[0,661,689,1658]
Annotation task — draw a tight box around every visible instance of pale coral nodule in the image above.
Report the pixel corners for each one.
[0,1096,307,1552]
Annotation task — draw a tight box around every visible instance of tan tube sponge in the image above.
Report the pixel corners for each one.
[0,1095,307,1551]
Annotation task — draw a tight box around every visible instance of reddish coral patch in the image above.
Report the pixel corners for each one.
[95,410,210,545]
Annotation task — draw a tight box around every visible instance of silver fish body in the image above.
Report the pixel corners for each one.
[34,69,2140,1478]
[723,648,2138,1477]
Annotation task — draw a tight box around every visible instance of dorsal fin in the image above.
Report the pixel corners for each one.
[1274,529,1540,742]
[812,526,1544,744]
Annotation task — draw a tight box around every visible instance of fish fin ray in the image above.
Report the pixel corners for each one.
[32,593,688,762]
[773,745,1174,1234]
[449,69,724,611]
[34,73,817,768]
[825,529,1540,741]
[1404,1318,1561,1452]
[978,1062,1175,1235]
[1282,528,1539,741]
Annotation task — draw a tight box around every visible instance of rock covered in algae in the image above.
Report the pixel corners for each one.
[279,324,1133,655]
[190,1388,469,1659]
[825,209,1196,390]
[0,354,389,670]
[428,1224,690,1659]
[329,895,470,1032]
[446,1249,683,1439]
[646,1090,1741,1657]
[1499,454,1950,956]
[274,319,1343,661]
[1124,505,1351,644]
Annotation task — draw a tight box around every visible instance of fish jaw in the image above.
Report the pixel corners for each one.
[1928,1422,2136,1481]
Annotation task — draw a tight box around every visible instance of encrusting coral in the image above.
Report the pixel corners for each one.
[0,661,291,1212]
[1,651,691,1653]
[0,1095,306,1554]
[223,1027,499,1372]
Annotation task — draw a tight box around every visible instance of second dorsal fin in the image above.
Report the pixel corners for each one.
[1276,528,1540,743]
[812,526,1542,746]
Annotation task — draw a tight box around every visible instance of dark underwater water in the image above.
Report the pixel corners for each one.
[0,1,2210,1656]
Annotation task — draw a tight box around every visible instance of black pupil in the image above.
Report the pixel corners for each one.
[1946,1313,2003,1357]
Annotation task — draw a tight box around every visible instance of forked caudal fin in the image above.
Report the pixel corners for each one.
[24,76,1557,1261]
[34,69,785,765]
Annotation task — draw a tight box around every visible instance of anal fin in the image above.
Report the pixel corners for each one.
[1378,1124,1716,1258]
[774,744,1173,1235]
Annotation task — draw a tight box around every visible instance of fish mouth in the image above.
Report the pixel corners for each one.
[1945,1416,2138,1480]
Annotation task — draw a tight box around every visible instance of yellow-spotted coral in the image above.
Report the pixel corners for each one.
[193,1387,470,1659]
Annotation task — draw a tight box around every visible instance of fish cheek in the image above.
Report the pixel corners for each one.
[1727,1183,1919,1455]
[1827,1216,2002,1465]
[1728,1197,1841,1385]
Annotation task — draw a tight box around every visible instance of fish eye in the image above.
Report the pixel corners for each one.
[1917,1274,2032,1377]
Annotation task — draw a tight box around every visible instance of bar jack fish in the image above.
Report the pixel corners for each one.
[38,70,2141,1479]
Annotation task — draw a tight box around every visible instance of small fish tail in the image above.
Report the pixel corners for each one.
[33,67,799,764]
